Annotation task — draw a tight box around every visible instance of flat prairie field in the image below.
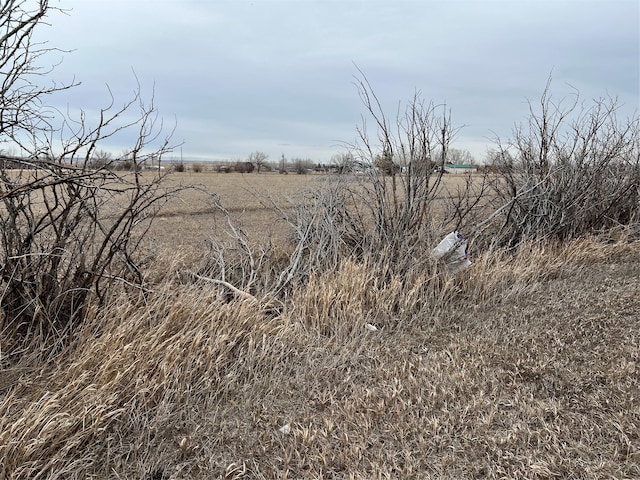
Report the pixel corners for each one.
[145,171,479,252]
[146,172,327,252]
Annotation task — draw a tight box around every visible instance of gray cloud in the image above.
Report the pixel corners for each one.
[36,0,639,162]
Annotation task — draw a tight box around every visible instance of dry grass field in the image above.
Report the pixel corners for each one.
[144,171,479,253]
[1,172,639,479]
[145,172,330,252]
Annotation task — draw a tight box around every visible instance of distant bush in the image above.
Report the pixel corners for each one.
[292,158,313,174]
[113,159,142,171]
[192,162,204,173]
[233,161,255,173]
[89,150,112,170]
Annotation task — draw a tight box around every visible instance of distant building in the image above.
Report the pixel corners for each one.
[444,164,478,174]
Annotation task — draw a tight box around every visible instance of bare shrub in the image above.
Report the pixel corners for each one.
[172,160,186,172]
[0,132,181,356]
[89,149,112,169]
[0,1,185,355]
[330,152,355,174]
[194,74,491,305]
[274,72,488,281]
[292,157,313,174]
[191,162,204,173]
[233,160,255,173]
[489,78,640,246]
[347,72,485,261]
[199,195,271,300]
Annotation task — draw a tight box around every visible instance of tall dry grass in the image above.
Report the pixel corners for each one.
[1,237,638,478]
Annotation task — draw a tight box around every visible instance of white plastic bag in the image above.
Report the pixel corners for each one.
[432,231,472,273]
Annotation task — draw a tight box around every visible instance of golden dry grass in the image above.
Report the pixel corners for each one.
[140,171,479,253]
[1,235,639,478]
[141,172,332,253]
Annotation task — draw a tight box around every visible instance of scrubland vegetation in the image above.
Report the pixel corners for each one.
[1,2,639,478]
[2,234,639,479]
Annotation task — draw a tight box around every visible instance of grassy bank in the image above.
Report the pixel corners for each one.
[1,237,638,479]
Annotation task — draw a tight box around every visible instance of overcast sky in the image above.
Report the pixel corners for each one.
[38,0,639,164]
